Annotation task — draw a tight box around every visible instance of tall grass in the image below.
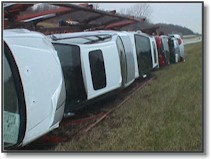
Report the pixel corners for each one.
[55,42,202,151]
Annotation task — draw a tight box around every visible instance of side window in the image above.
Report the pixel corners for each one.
[89,50,106,90]
[168,38,175,53]
[152,41,158,64]
[4,43,26,149]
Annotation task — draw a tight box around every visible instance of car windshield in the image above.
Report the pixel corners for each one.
[3,43,25,149]
[52,43,87,112]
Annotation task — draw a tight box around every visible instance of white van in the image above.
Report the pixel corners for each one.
[169,34,185,61]
[51,32,124,113]
[168,37,180,63]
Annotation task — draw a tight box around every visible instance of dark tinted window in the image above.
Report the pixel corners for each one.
[134,35,152,75]
[168,38,177,63]
[89,50,106,90]
[168,38,175,53]
[53,43,87,112]
[4,43,26,149]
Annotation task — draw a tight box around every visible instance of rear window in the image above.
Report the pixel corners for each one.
[135,35,151,54]
[134,34,152,74]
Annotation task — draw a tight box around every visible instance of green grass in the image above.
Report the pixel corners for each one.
[55,42,202,151]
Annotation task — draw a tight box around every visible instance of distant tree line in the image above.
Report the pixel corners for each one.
[121,21,195,35]
[117,4,195,35]
[156,23,195,35]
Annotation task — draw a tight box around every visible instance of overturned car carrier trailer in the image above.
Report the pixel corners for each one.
[3,29,185,149]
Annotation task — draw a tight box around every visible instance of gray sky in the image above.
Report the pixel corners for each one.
[97,3,202,34]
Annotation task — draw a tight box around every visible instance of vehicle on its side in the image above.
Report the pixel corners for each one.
[161,35,170,64]
[3,29,66,150]
[168,37,180,63]
[169,34,185,61]
[155,35,170,67]
[50,31,136,114]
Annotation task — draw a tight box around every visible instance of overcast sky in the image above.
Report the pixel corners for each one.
[96,3,202,34]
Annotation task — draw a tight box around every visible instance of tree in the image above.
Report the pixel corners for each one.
[120,3,152,18]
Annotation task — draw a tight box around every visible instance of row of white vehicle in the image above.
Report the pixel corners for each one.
[3,29,184,149]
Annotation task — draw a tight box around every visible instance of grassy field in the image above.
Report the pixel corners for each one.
[55,42,203,151]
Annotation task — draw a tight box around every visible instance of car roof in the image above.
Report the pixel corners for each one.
[50,30,117,40]
[3,29,45,38]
